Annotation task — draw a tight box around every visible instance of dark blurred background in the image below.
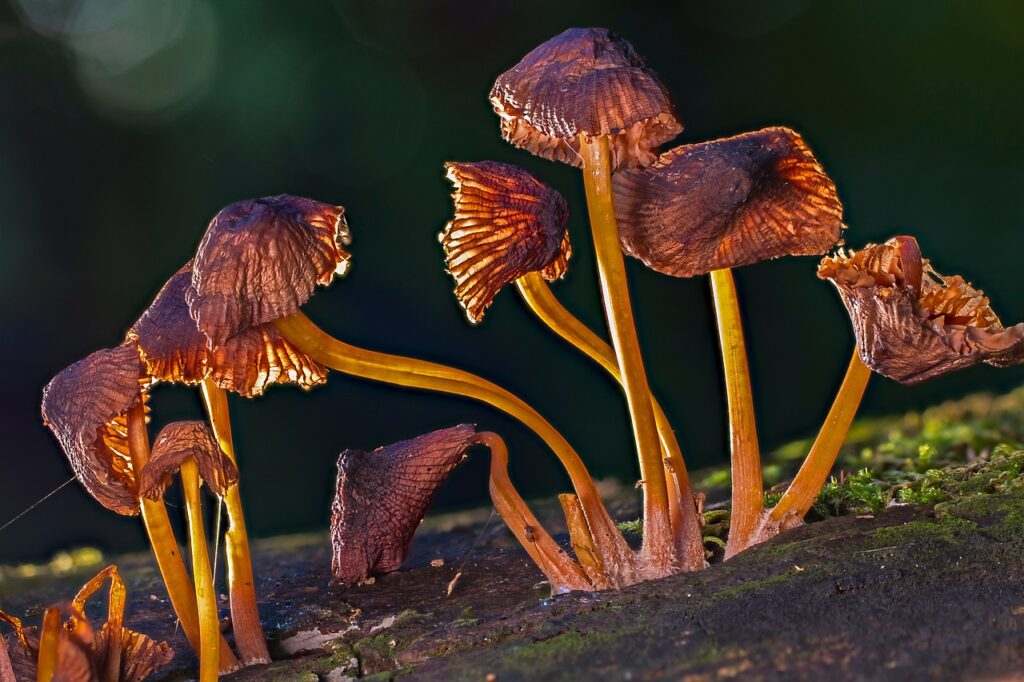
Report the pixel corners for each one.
[1,0,1022,563]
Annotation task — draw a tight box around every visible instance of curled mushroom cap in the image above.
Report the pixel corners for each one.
[187,195,351,345]
[129,261,328,397]
[441,161,572,323]
[41,345,148,516]
[138,421,239,499]
[490,27,681,170]
[613,127,844,277]
[819,235,1024,384]
[331,425,478,585]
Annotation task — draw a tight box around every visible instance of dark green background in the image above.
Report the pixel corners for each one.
[1,0,1022,562]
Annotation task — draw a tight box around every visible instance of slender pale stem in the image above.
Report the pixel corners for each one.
[126,404,238,672]
[35,608,60,682]
[273,311,634,582]
[517,273,705,569]
[200,380,270,665]
[711,268,764,559]
[180,460,220,682]
[770,351,871,522]
[580,134,673,572]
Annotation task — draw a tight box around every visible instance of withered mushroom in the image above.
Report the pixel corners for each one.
[186,194,634,585]
[491,28,685,572]
[0,627,12,682]
[139,421,238,681]
[613,127,845,557]
[41,345,238,671]
[442,160,703,567]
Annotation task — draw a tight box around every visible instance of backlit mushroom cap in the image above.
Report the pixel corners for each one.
[187,195,351,345]
[441,161,572,323]
[129,262,328,397]
[138,421,239,499]
[819,236,1024,384]
[41,345,148,516]
[613,127,844,277]
[490,27,682,170]
[331,425,478,585]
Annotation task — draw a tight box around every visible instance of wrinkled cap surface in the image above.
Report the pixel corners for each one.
[441,161,572,323]
[614,127,844,277]
[130,262,328,397]
[331,424,478,585]
[490,27,681,170]
[819,236,1024,384]
[41,345,148,516]
[139,421,239,498]
[188,195,351,345]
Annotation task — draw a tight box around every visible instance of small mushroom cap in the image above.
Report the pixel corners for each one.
[819,236,1024,384]
[613,127,844,277]
[187,195,351,345]
[129,262,328,397]
[441,161,572,323]
[41,345,148,516]
[490,27,682,170]
[138,421,239,499]
[331,424,478,586]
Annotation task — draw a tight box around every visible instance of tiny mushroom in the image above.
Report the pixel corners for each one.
[139,421,238,682]
[612,126,845,557]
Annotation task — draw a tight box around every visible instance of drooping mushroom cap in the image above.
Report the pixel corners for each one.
[331,424,478,585]
[441,161,572,323]
[187,195,351,346]
[129,262,328,397]
[41,345,149,516]
[138,421,239,498]
[490,27,682,170]
[613,127,844,277]
[819,235,1024,384]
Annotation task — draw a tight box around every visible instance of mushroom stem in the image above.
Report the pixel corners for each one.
[179,459,220,682]
[35,607,60,682]
[473,431,595,593]
[769,351,871,523]
[272,311,634,582]
[558,493,606,582]
[125,404,238,672]
[199,380,270,665]
[579,134,674,573]
[710,268,764,559]
[516,272,705,568]
[72,566,125,682]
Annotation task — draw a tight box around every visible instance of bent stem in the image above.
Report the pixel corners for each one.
[770,351,871,524]
[199,380,270,665]
[36,608,60,682]
[180,460,220,682]
[711,268,764,559]
[272,311,633,583]
[558,493,606,582]
[517,272,705,568]
[72,566,125,682]
[126,405,238,672]
[580,134,674,573]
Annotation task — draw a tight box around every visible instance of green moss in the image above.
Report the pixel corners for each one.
[616,519,642,535]
[708,568,809,603]
[501,630,617,669]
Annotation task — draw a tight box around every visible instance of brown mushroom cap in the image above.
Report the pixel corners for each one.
[441,161,572,323]
[41,345,148,516]
[331,424,478,585]
[187,195,351,346]
[2,603,95,681]
[129,262,328,397]
[98,627,174,682]
[819,235,1024,384]
[138,421,239,499]
[490,27,682,170]
[613,127,844,277]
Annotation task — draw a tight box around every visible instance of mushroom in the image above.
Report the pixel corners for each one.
[127,260,324,664]
[139,421,239,681]
[490,28,685,573]
[441,160,703,568]
[0,565,174,682]
[612,126,844,556]
[40,345,238,671]
[185,194,634,585]
[331,425,593,593]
